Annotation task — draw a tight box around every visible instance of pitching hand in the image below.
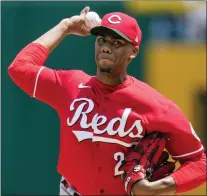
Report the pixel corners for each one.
[61,7,100,36]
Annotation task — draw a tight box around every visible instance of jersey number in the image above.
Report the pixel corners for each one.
[114,152,124,176]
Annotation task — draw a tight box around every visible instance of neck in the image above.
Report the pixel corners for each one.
[96,70,127,86]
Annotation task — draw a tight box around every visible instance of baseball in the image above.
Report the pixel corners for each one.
[85,11,101,28]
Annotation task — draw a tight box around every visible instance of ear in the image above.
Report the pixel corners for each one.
[129,46,139,60]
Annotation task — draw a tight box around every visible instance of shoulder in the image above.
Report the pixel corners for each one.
[129,76,173,116]
[51,69,92,90]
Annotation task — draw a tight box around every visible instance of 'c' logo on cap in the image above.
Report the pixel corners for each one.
[108,15,121,24]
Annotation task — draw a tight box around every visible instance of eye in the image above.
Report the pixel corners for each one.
[97,37,105,44]
[113,40,122,47]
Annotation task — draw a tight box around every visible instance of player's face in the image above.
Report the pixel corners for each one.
[95,34,135,74]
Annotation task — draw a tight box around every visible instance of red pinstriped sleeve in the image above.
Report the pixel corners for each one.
[8,43,49,95]
[170,152,206,193]
[147,102,206,193]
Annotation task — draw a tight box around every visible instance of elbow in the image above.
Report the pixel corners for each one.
[199,153,207,183]
[7,61,21,81]
[172,152,206,194]
[8,63,15,78]
[193,152,207,184]
[8,61,19,79]
[7,59,23,78]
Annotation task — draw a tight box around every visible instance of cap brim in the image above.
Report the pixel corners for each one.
[90,26,132,43]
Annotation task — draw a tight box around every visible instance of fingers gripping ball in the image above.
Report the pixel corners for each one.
[85,11,101,29]
[121,132,176,195]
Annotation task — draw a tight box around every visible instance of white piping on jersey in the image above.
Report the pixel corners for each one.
[32,66,45,98]
[72,130,138,148]
[93,136,138,148]
[72,131,93,142]
[171,145,204,158]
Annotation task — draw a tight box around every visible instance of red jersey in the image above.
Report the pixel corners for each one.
[8,43,205,195]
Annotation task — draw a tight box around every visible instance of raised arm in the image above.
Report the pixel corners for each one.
[33,6,91,52]
[8,7,98,109]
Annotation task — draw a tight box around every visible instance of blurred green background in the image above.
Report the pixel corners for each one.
[2,1,206,195]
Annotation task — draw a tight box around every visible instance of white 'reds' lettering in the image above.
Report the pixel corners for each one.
[67,98,94,128]
[67,98,144,140]
[104,108,143,138]
[92,114,107,134]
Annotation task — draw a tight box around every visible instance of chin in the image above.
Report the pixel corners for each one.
[99,64,113,69]
[97,63,113,74]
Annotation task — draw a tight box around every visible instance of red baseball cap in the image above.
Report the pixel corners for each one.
[90,12,142,47]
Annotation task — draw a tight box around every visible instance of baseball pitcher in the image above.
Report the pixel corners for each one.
[8,7,206,196]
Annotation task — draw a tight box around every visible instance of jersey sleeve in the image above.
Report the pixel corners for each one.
[147,102,204,161]
[8,43,75,109]
[170,152,206,193]
[147,102,206,193]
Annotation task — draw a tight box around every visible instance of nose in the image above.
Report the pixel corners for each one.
[101,45,112,54]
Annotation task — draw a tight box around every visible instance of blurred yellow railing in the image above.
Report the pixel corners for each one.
[124,1,205,15]
[145,42,206,195]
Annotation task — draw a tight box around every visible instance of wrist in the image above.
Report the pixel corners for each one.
[131,177,176,196]
[58,18,73,35]
[131,179,152,195]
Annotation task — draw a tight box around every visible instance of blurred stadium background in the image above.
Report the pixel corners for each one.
[2,1,206,195]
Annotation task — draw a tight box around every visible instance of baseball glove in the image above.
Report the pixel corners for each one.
[121,132,176,195]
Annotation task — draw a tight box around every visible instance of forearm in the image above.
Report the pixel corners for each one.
[132,177,176,196]
[132,153,206,195]
[170,153,206,193]
[33,19,71,53]
[8,18,71,89]
[8,19,69,74]
[150,177,176,195]
[8,6,91,97]
[9,18,72,71]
